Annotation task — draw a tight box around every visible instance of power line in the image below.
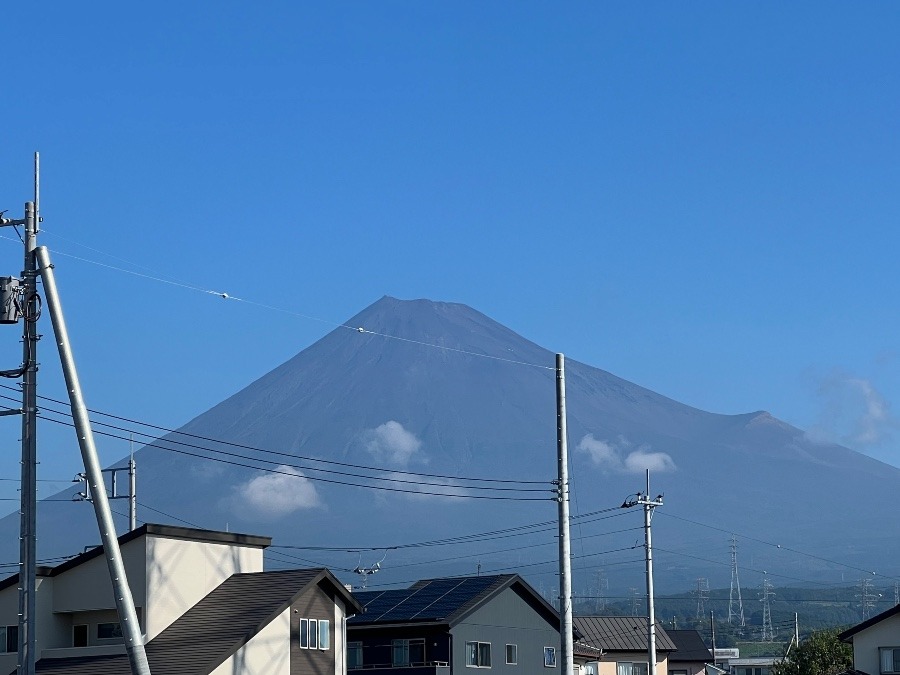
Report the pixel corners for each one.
[0,385,548,487]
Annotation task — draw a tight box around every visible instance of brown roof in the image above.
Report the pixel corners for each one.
[20,568,359,675]
[573,616,677,653]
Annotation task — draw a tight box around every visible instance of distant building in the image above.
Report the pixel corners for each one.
[666,630,713,675]
[347,574,562,675]
[572,616,677,675]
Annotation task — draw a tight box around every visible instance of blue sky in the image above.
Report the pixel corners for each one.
[1,1,899,502]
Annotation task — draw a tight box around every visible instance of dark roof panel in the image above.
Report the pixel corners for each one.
[666,630,712,661]
[573,616,677,652]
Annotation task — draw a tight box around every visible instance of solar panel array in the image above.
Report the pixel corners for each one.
[352,575,511,624]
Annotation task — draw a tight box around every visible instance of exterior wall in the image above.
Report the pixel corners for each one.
[335,596,346,675]
[211,607,291,675]
[290,580,340,675]
[852,613,900,675]
[51,537,147,614]
[665,661,705,675]
[144,534,263,639]
[593,651,669,675]
[0,576,72,673]
[452,586,560,675]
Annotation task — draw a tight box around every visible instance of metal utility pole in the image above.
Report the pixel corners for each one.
[555,354,574,675]
[36,247,151,675]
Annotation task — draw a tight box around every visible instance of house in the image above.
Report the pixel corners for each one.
[347,574,562,675]
[0,523,361,674]
[839,602,900,675]
[572,616,677,675]
[665,630,712,675]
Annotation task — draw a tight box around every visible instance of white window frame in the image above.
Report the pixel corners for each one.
[318,619,330,649]
[299,618,309,649]
[881,647,900,674]
[506,644,517,665]
[544,647,557,668]
[466,641,492,668]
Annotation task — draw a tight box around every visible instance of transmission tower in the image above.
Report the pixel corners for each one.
[728,536,745,627]
[695,578,709,620]
[629,587,641,615]
[857,578,877,621]
[760,575,775,641]
[595,568,609,612]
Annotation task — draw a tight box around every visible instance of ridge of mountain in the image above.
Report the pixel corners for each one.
[0,295,897,591]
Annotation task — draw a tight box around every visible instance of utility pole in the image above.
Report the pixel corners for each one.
[37,246,151,675]
[710,611,716,657]
[74,462,138,532]
[621,473,663,675]
[555,354,574,675]
[0,153,41,675]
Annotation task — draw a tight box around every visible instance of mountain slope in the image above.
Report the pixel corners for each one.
[2,296,897,591]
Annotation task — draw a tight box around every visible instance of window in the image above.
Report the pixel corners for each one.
[73,624,88,648]
[393,639,426,666]
[669,671,688,675]
[616,664,648,675]
[97,622,123,640]
[348,642,363,669]
[300,619,309,649]
[506,644,517,665]
[299,618,330,650]
[883,648,900,674]
[544,647,557,668]
[466,641,492,668]
[0,625,17,654]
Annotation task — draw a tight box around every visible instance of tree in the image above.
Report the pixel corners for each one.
[770,628,852,675]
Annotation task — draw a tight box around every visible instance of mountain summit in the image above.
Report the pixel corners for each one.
[4,296,898,589]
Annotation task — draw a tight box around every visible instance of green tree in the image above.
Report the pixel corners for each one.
[770,629,852,675]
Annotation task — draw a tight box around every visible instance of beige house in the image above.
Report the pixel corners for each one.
[839,603,900,675]
[0,523,361,675]
[573,616,677,675]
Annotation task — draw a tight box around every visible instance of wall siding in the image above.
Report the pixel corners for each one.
[452,587,560,675]
[851,613,900,675]
[291,581,338,675]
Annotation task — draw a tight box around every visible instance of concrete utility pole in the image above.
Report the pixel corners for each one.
[0,153,41,675]
[555,354,574,675]
[36,247,151,675]
[621,473,663,675]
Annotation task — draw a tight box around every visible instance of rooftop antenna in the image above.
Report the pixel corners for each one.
[354,552,387,590]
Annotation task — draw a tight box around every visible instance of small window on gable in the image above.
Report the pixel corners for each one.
[318,620,330,649]
[506,644,517,665]
[309,618,318,649]
[0,626,15,654]
[544,647,557,668]
[299,618,309,649]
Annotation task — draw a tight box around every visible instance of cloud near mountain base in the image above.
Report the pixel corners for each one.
[228,465,321,520]
[576,433,676,474]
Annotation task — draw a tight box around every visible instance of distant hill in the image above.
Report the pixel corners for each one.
[3,296,898,593]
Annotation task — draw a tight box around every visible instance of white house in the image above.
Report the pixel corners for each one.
[839,603,900,675]
[0,523,361,675]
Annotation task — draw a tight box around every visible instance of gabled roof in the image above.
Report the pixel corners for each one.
[839,602,900,642]
[0,523,271,593]
[349,574,560,630]
[573,616,677,653]
[666,629,712,662]
[24,568,360,675]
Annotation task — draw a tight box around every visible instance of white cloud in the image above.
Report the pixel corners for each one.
[363,421,423,467]
[623,449,677,473]
[232,465,320,520]
[576,433,676,474]
[809,373,897,448]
